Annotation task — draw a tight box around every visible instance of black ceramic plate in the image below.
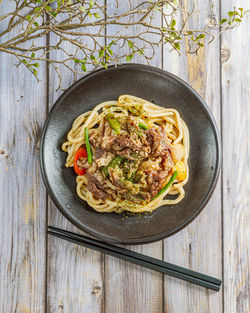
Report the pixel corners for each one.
[40,64,221,244]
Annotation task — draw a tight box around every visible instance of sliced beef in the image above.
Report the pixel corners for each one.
[110,135,150,160]
[95,147,104,159]
[89,122,105,148]
[144,150,173,198]
[146,126,171,158]
[100,122,114,150]
[86,169,116,201]
[87,177,109,201]
[145,169,169,198]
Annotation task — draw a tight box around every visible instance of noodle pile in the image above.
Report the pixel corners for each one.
[62,95,189,213]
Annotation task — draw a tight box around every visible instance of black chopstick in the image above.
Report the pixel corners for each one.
[47,226,222,291]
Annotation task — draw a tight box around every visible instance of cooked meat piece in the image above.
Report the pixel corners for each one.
[100,122,114,150]
[101,136,114,150]
[95,147,104,159]
[89,122,105,147]
[86,170,116,201]
[103,121,113,137]
[87,178,109,201]
[162,150,174,172]
[84,161,97,173]
[145,150,173,197]
[146,126,171,157]
[90,122,113,150]
[110,135,150,160]
[145,169,169,198]
[96,151,113,168]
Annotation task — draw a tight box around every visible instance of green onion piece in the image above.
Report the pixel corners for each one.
[152,171,178,200]
[100,166,108,178]
[106,113,121,134]
[101,156,125,178]
[84,127,92,164]
[138,122,149,130]
[109,155,124,167]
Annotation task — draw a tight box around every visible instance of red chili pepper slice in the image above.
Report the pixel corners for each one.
[74,147,87,176]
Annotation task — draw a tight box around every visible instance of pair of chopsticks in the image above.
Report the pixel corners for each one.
[47,226,222,291]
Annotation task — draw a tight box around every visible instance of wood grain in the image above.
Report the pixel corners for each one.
[221,1,250,313]
[0,1,250,313]
[0,2,46,313]
[162,1,222,312]
[46,6,105,313]
[103,2,163,312]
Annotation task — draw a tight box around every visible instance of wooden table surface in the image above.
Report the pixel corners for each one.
[0,1,249,312]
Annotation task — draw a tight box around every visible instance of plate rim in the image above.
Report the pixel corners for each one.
[40,63,221,244]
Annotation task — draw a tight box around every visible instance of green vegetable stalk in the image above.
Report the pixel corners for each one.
[101,156,125,178]
[138,122,149,130]
[152,171,178,200]
[106,113,121,134]
[84,127,92,164]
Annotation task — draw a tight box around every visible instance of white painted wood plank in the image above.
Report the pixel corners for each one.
[221,1,250,312]
[46,3,106,312]
[163,1,222,312]
[0,2,47,313]
[104,2,163,313]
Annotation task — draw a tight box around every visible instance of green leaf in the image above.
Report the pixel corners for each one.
[107,40,115,48]
[107,49,113,55]
[88,12,92,17]
[74,58,80,63]
[33,69,38,76]
[51,11,58,17]
[220,18,228,24]
[171,19,176,28]
[105,54,109,61]
[198,34,205,39]
[33,22,39,27]
[174,42,180,50]
[228,11,234,17]
[137,49,143,55]
[94,12,101,18]
[26,15,32,21]
[22,59,28,65]
[31,52,35,58]
[45,5,52,11]
[81,64,87,72]
[89,0,94,8]
[126,54,133,61]
[127,41,133,49]
[90,55,95,60]
[101,62,108,69]
[34,7,41,13]
[32,63,39,68]
[234,18,242,22]
[98,50,104,58]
